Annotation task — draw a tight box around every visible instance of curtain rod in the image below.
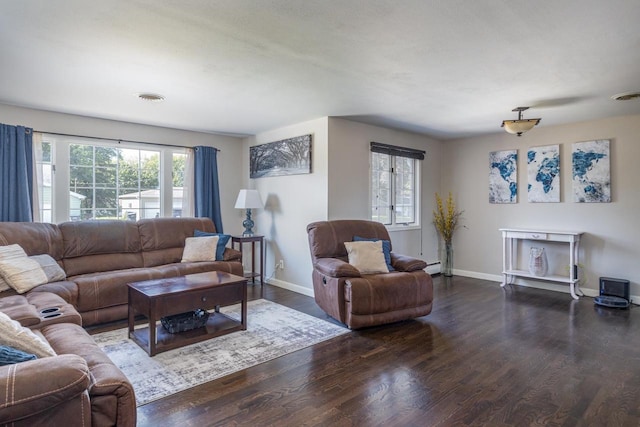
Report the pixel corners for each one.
[34,130,220,151]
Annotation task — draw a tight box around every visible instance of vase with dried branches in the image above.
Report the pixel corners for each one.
[433,192,463,277]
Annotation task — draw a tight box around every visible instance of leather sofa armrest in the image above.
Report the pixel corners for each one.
[88,363,137,427]
[314,258,361,278]
[222,247,242,262]
[391,253,428,272]
[0,354,90,423]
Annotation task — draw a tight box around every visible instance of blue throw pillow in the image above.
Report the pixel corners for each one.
[0,345,37,366]
[353,236,394,271]
[194,230,231,261]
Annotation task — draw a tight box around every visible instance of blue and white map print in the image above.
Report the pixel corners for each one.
[527,144,560,203]
[572,139,610,203]
[489,149,517,204]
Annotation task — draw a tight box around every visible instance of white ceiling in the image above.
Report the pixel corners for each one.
[1,0,639,140]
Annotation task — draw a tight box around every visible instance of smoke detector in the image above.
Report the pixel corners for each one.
[137,93,165,102]
[611,92,640,101]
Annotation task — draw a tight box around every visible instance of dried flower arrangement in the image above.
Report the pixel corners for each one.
[433,192,463,244]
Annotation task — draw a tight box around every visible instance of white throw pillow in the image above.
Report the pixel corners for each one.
[0,256,48,294]
[30,254,67,283]
[344,240,389,274]
[181,236,219,262]
[0,244,29,292]
[0,311,56,358]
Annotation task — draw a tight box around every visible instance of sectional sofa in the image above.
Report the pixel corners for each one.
[0,217,243,325]
[0,217,244,426]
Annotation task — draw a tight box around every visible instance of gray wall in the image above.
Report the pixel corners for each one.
[442,113,640,298]
[244,116,442,295]
[243,117,330,296]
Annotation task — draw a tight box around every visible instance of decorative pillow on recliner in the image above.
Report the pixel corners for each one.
[344,240,389,274]
[181,236,219,262]
[353,236,394,271]
[0,311,56,358]
[194,229,231,260]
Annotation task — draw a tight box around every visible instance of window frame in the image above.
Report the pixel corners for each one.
[370,146,422,230]
[40,134,188,223]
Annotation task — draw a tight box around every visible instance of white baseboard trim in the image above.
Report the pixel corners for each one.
[452,269,502,282]
[425,262,441,275]
[265,269,638,307]
[266,277,315,298]
[450,269,640,301]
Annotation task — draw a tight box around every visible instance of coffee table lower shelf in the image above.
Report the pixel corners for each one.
[130,311,243,356]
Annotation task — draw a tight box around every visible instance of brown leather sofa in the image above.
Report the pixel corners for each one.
[0,217,243,326]
[307,219,433,329]
[0,217,242,426]
[0,292,136,426]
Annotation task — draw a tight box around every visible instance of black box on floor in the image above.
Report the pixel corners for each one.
[594,277,630,308]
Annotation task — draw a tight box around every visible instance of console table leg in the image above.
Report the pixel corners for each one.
[569,283,579,300]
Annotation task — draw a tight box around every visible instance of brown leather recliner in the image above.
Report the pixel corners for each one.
[307,220,433,329]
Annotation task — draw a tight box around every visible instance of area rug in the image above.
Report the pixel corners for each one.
[92,299,348,406]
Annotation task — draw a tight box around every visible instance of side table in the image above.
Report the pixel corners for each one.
[231,235,264,298]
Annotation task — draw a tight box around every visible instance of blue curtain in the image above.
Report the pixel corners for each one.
[0,124,34,222]
[193,146,223,232]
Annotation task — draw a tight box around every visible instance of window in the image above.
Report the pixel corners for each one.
[36,141,54,222]
[172,152,187,217]
[38,135,188,222]
[370,142,424,227]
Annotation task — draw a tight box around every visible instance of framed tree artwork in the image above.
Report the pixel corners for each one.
[250,134,312,178]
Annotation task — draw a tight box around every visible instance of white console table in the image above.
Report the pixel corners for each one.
[500,228,584,299]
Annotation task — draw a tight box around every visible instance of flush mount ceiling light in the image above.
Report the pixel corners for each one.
[501,107,541,137]
[137,93,165,102]
[611,91,640,101]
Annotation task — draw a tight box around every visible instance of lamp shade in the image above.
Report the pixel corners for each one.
[234,189,263,209]
[502,119,540,135]
[500,107,541,136]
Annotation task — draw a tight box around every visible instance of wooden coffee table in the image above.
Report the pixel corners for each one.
[127,271,247,356]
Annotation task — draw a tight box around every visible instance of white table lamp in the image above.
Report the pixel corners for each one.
[234,189,263,236]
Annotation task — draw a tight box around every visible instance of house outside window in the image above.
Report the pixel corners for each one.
[370,142,424,227]
[38,135,187,223]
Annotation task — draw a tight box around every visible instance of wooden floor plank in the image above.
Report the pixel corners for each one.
[105,275,640,426]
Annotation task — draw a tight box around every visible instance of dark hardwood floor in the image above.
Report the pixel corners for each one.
[132,276,640,426]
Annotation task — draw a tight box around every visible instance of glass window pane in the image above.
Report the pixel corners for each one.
[95,209,118,219]
[142,208,159,219]
[172,153,186,217]
[42,142,51,162]
[37,141,54,222]
[119,149,140,189]
[73,188,93,208]
[94,189,117,209]
[79,209,94,221]
[140,151,160,188]
[95,167,117,188]
[172,153,186,187]
[54,138,166,222]
[95,146,118,167]
[394,156,415,224]
[70,165,93,188]
[70,144,94,166]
